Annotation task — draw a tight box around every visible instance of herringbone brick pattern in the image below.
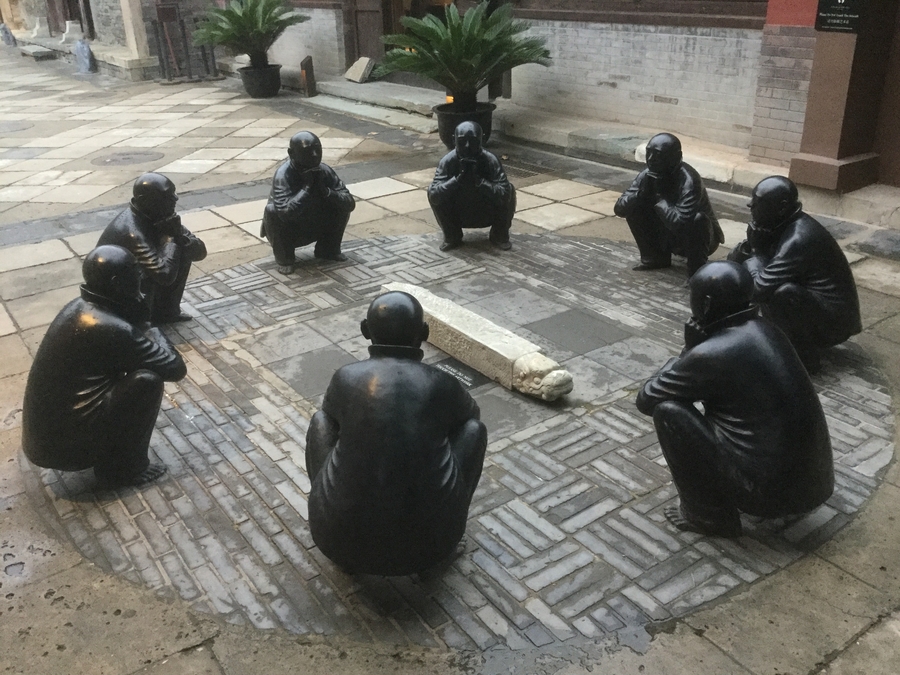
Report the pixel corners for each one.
[24,234,893,651]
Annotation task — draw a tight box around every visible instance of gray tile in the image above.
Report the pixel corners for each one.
[473,387,560,439]
[524,308,634,355]
[303,303,369,343]
[239,322,332,364]
[857,228,900,261]
[585,336,678,381]
[437,274,531,303]
[274,345,357,398]
[471,287,569,326]
[560,355,635,406]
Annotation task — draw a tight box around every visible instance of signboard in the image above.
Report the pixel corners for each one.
[816,0,862,33]
[433,357,491,391]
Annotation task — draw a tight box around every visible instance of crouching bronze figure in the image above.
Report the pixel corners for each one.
[636,261,834,537]
[261,131,356,273]
[428,121,516,251]
[98,173,206,325]
[615,133,724,277]
[22,246,187,486]
[728,176,861,372]
[307,291,487,575]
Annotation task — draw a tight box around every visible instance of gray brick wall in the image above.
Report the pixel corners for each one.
[748,25,816,167]
[91,0,128,46]
[269,8,345,79]
[510,22,763,149]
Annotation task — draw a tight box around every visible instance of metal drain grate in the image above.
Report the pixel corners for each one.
[501,158,551,179]
[92,151,166,167]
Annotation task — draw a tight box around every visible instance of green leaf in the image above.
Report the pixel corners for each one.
[193,0,309,64]
[374,0,550,104]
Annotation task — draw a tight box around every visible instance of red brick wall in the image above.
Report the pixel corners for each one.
[766,0,818,26]
[749,0,818,165]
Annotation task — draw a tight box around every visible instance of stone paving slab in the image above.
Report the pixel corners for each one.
[20,234,893,655]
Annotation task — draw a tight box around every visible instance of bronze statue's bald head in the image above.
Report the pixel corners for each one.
[454,121,483,160]
[288,131,322,171]
[749,175,801,231]
[360,291,429,348]
[132,172,177,222]
[83,245,143,307]
[645,133,682,178]
[689,261,754,327]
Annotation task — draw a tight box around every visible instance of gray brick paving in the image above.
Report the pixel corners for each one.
[21,233,895,652]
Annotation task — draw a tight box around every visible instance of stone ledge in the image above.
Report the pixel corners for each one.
[11,32,157,79]
[383,281,540,389]
[383,281,573,400]
[89,44,157,70]
[19,44,56,60]
[317,78,442,117]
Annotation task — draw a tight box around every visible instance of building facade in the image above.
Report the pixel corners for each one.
[7,0,898,192]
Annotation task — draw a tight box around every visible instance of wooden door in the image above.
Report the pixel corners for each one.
[354,0,385,59]
[875,9,900,186]
[46,0,66,34]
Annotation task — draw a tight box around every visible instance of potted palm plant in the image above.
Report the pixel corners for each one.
[194,0,309,98]
[375,1,550,148]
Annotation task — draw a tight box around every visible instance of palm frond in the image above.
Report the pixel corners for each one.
[374,1,550,103]
[194,0,309,66]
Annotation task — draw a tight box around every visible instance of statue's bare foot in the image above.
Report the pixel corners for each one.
[416,535,468,581]
[152,311,192,325]
[440,240,461,252]
[664,504,741,538]
[129,463,168,486]
[277,263,295,274]
[314,251,347,262]
[95,462,168,488]
[633,259,671,271]
[491,240,512,251]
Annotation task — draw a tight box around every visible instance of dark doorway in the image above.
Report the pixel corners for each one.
[353,0,387,60]
[46,0,66,34]
[46,0,94,37]
[875,8,900,187]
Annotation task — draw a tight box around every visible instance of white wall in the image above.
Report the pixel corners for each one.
[269,8,345,85]
[511,21,763,149]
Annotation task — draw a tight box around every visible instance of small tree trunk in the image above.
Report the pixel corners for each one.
[453,91,478,111]
[249,51,269,68]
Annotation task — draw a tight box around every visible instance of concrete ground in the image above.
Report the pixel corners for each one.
[1,46,900,675]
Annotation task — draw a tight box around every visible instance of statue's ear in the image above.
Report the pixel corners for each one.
[779,197,793,219]
[420,321,430,344]
[360,318,371,340]
[702,295,713,319]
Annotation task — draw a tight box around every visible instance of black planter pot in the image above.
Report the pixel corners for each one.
[239,64,282,98]
[433,102,497,149]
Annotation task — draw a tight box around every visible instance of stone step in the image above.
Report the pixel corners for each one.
[20,44,57,61]
[300,93,438,134]
[317,78,444,117]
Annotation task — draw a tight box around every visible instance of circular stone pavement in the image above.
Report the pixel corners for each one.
[22,233,895,653]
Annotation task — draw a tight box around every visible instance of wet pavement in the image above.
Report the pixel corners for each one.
[2,43,900,675]
[18,230,895,654]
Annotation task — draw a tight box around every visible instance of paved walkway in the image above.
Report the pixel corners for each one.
[19,229,895,651]
[2,45,900,675]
